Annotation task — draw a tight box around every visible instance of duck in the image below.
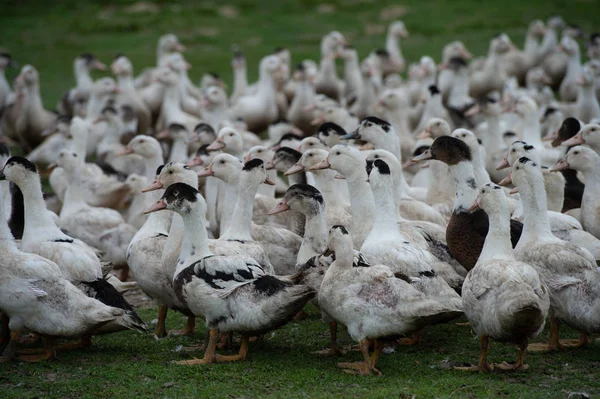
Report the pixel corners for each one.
[54,150,137,266]
[287,63,317,136]
[200,84,230,130]
[561,123,600,153]
[318,225,461,375]
[144,182,315,365]
[382,21,408,76]
[244,145,280,198]
[56,53,105,116]
[231,49,248,103]
[315,122,346,149]
[444,57,475,121]
[14,65,57,151]
[451,129,491,185]
[469,34,512,99]
[269,147,307,193]
[154,67,201,133]
[163,53,203,117]
[558,36,583,102]
[157,123,191,164]
[314,31,345,102]
[339,45,363,107]
[501,20,547,84]
[0,52,17,108]
[438,41,472,104]
[230,55,281,133]
[537,16,566,88]
[552,146,600,240]
[0,156,145,336]
[361,159,464,305]
[572,66,600,123]
[25,115,71,166]
[457,183,549,372]
[507,156,600,351]
[412,136,523,270]
[111,55,152,134]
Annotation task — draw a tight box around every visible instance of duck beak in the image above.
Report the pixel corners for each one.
[156,129,170,139]
[268,199,290,215]
[284,162,305,176]
[550,158,570,172]
[206,138,225,151]
[415,128,432,140]
[175,43,186,52]
[341,130,360,140]
[263,176,276,186]
[467,200,480,212]
[401,159,414,169]
[510,187,519,194]
[334,174,345,179]
[93,60,107,71]
[144,199,167,214]
[310,115,326,126]
[243,153,251,163]
[561,133,584,147]
[141,180,164,193]
[498,173,512,186]
[187,157,204,167]
[47,162,57,170]
[460,48,473,60]
[495,157,510,170]
[114,147,134,157]
[411,149,432,163]
[542,132,558,142]
[0,170,5,181]
[323,247,334,256]
[265,160,275,170]
[359,142,375,151]
[464,104,481,117]
[197,163,215,177]
[306,158,331,171]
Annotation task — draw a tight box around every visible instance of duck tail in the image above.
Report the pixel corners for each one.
[255,275,316,329]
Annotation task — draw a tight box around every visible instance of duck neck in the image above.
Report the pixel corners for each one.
[580,159,600,198]
[386,33,403,64]
[72,130,88,160]
[448,161,478,212]
[577,83,598,107]
[117,73,135,90]
[471,146,490,185]
[0,182,15,248]
[564,53,582,82]
[168,137,188,163]
[177,208,213,274]
[484,112,503,149]
[371,179,403,237]
[87,93,107,120]
[320,56,337,80]
[163,85,182,113]
[137,207,172,238]
[60,166,88,218]
[344,168,375,224]
[478,204,515,263]
[521,113,543,148]
[298,205,328,264]
[143,153,164,182]
[17,175,61,236]
[75,66,93,90]
[233,66,248,96]
[519,176,554,242]
[257,69,276,104]
[257,169,276,197]
[449,68,470,102]
[220,176,256,241]
[312,170,347,208]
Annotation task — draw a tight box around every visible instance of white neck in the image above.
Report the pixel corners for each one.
[296,205,328,265]
[168,137,189,163]
[448,161,478,212]
[218,174,241,234]
[60,166,89,218]
[521,113,543,148]
[386,33,403,63]
[87,92,108,120]
[176,207,213,276]
[257,169,276,197]
[117,74,135,90]
[484,113,504,149]
[162,85,183,115]
[472,146,491,185]
[219,176,258,241]
[233,66,248,96]
[17,176,66,240]
[369,179,405,239]
[477,203,515,263]
[344,168,375,231]
[564,53,582,82]
[519,175,555,243]
[448,68,470,104]
[0,182,15,248]
[311,169,348,209]
[75,66,93,90]
[143,153,164,182]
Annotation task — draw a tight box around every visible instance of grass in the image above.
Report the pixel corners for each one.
[1,305,599,398]
[2,0,599,397]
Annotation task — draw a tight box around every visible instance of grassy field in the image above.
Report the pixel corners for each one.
[1,304,599,399]
[0,0,597,109]
[2,0,600,398]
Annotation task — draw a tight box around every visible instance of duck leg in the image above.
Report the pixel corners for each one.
[214,335,250,362]
[155,306,168,338]
[56,335,93,351]
[313,321,345,356]
[174,328,218,365]
[118,266,130,282]
[454,335,493,372]
[17,337,56,362]
[216,331,232,349]
[495,340,529,371]
[168,316,196,337]
[559,332,590,348]
[527,317,563,352]
[0,330,22,362]
[398,330,423,346]
[337,338,380,376]
[368,339,383,374]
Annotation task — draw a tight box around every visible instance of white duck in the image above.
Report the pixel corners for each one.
[458,183,549,372]
[144,182,314,365]
[561,123,600,153]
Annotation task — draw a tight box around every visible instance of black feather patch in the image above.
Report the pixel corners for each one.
[253,275,291,296]
[156,164,165,176]
[169,123,187,132]
[365,160,374,176]
[432,136,472,163]
[295,63,305,72]
[419,270,436,278]
[412,145,430,157]
[518,156,533,164]
[81,279,134,311]
[543,107,557,118]
[287,184,324,205]
[163,182,199,203]
[318,122,346,136]
[243,158,264,171]
[0,143,10,157]
[373,159,391,175]
[278,132,302,143]
[5,156,37,173]
[52,238,74,243]
[196,144,210,157]
[194,123,215,134]
[8,183,23,240]
[332,225,349,235]
[363,116,391,132]
[428,85,441,96]
[101,106,117,115]
[466,178,477,189]
[375,48,390,57]
[275,147,302,161]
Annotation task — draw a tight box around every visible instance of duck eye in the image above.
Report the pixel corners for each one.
[574,151,579,155]
[335,151,341,155]
[173,190,179,196]
[220,160,225,164]
[169,171,173,174]
[511,149,515,152]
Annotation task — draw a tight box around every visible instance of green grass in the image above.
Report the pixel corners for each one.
[1,305,599,398]
[2,1,600,397]
[0,0,597,109]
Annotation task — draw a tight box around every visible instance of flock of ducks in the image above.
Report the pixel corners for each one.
[0,15,599,376]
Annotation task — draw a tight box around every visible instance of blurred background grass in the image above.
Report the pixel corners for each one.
[0,0,596,109]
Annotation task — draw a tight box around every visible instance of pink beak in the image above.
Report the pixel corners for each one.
[206,138,225,151]
[561,133,584,147]
[464,104,481,117]
[142,180,164,193]
[550,158,570,172]
[156,129,170,139]
[187,157,204,167]
[467,200,480,212]
[415,129,432,140]
[197,163,215,177]
[284,163,305,176]
[94,61,107,71]
[114,147,134,157]
[144,199,167,214]
[498,173,512,186]
[263,176,276,186]
[265,160,275,170]
[510,187,519,194]
[496,157,510,170]
[306,158,331,171]
[268,200,290,215]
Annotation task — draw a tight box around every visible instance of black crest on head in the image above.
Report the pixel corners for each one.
[413,145,430,157]
[448,57,467,67]
[544,107,557,118]
[163,182,199,203]
[243,158,264,171]
[318,122,346,136]
[373,159,390,175]
[275,147,301,161]
[0,143,9,157]
[194,123,215,134]
[428,85,440,96]
[375,49,389,58]
[79,53,95,62]
[278,132,302,143]
[363,116,391,132]
[156,164,165,176]
[5,156,37,173]
[169,123,187,132]
[559,118,581,141]
[432,136,472,162]
[287,184,324,204]
[332,225,349,235]
[196,144,210,157]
